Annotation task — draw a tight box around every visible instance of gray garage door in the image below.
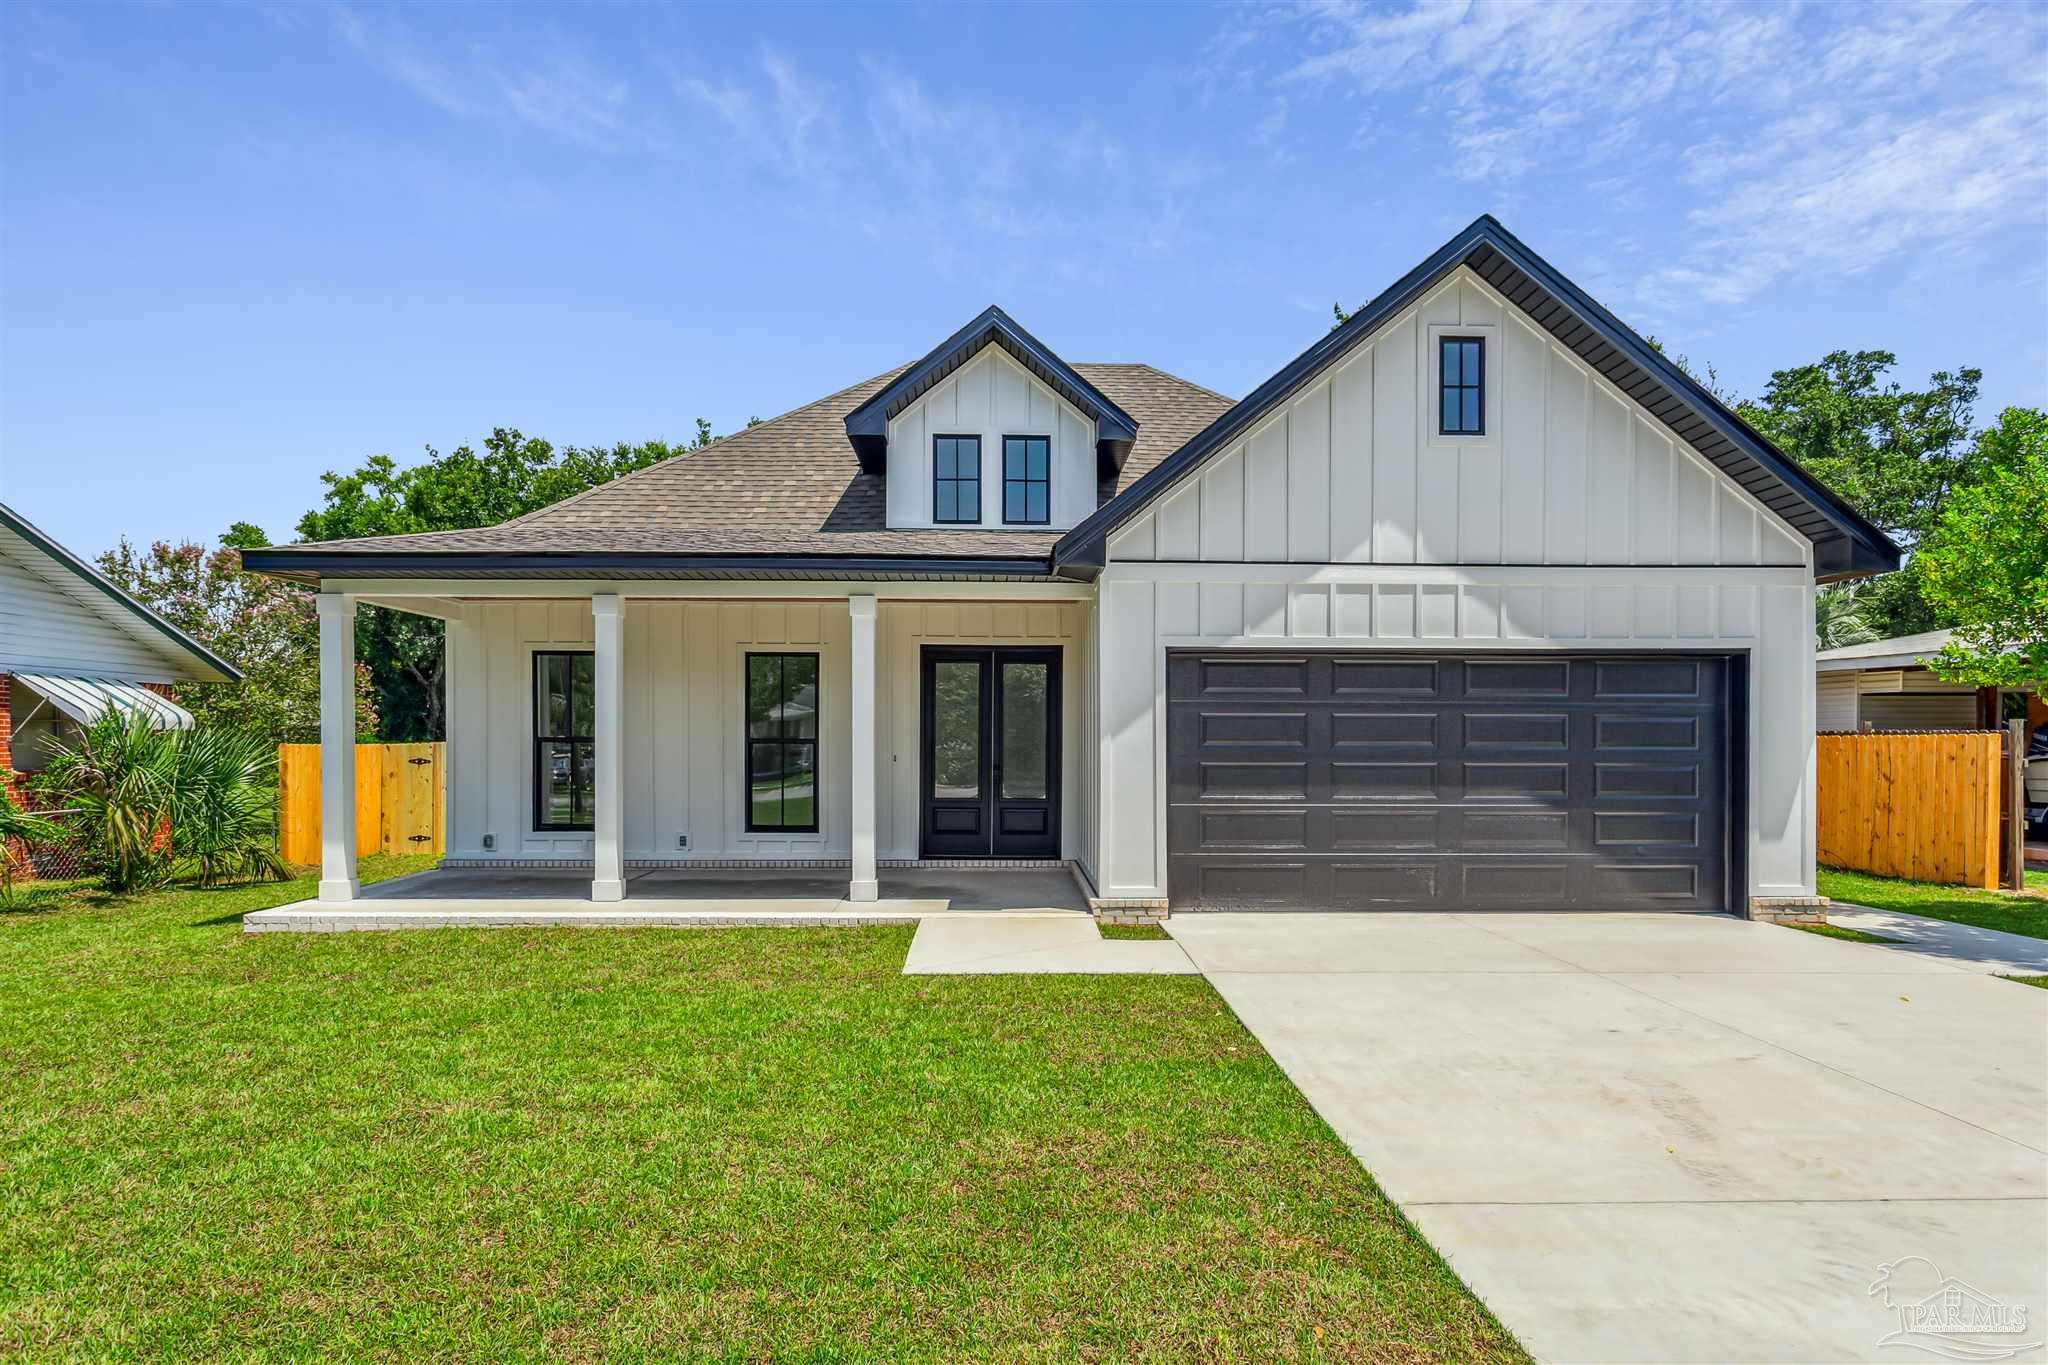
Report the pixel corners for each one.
[1166,653,1736,913]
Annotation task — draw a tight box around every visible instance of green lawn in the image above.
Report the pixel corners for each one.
[0,859,1519,1361]
[1097,923,1172,941]
[1818,867,2048,941]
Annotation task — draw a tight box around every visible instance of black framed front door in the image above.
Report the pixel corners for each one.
[920,646,1061,858]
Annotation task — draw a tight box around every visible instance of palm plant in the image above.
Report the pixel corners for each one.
[0,785,67,903]
[166,725,289,887]
[33,711,289,894]
[1816,586,1878,651]
[33,712,179,893]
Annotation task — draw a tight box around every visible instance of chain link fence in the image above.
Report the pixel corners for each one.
[2,793,93,904]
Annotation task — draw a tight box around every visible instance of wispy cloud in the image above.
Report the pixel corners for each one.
[670,46,1212,282]
[332,4,648,151]
[1233,0,2047,311]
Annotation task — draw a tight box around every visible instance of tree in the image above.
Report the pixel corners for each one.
[1737,352,1981,639]
[97,534,377,744]
[294,428,698,739]
[1915,408,2048,688]
[1815,586,1877,651]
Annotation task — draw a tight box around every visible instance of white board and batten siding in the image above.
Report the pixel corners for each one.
[884,346,1098,531]
[0,523,196,680]
[443,595,1085,868]
[1109,267,1809,571]
[447,598,851,861]
[1094,265,1818,907]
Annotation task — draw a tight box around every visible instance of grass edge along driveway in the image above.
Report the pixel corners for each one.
[0,858,1521,1361]
[1818,866,2048,942]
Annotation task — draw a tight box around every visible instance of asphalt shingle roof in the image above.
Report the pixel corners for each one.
[263,363,1233,562]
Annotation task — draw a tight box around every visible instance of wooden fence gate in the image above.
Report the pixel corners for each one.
[1815,731,2006,889]
[278,742,445,867]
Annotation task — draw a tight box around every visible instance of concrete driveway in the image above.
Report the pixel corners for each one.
[1167,912,2048,1364]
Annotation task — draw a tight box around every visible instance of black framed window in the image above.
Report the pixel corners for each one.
[745,652,819,832]
[933,435,980,524]
[533,651,595,831]
[1002,435,1050,525]
[1439,336,1484,435]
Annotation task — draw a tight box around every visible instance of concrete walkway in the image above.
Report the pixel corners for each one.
[1166,912,2048,1364]
[1826,902,2048,976]
[902,915,1197,974]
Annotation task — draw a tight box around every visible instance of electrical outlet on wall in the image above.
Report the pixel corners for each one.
[676,833,689,850]
[482,832,496,850]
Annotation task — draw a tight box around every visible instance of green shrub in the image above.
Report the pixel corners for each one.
[33,713,178,893]
[32,712,288,894]
[167,725,289,887]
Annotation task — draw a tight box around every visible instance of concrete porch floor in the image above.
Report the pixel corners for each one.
[244,865,1092,932]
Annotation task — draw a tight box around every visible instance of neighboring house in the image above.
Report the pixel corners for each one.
[1817,627,2042,750]
[1815,630,1993,731]
[0,502,240,782]
[241,216,1900,916]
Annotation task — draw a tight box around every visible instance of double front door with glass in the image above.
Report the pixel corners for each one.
[921,646,1061,858]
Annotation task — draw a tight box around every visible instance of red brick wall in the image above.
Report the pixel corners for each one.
[2,674,21,881]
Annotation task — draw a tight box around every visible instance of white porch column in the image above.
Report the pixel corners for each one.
[848,594,879,902]
[316,591,359,902]
[591,593,626,901]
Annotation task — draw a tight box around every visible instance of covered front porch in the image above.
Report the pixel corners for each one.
[302,577,1098,913]
[248,863,1093,932]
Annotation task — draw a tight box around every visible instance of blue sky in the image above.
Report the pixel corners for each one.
[3,1,2044,557]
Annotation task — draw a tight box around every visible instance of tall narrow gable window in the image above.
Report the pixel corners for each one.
[746,652,819,833]
[1439,336,1484,435]
[1003,435,1050,525]
[933,435,980,525]
[534,651,595,831]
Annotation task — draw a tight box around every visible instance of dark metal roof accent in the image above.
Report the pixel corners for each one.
[0,501,242,682]
[235,548,1060,587]
[842,305,1140,479]
[1053,216,1902,583]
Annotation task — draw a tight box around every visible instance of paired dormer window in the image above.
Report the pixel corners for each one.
[931,432,1050,525]
[932,435,981,524]
[1002,436,1050,525]
[1439,336,1485,435]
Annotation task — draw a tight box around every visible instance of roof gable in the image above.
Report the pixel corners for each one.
[843,306,1140,480]
[1054,216,1902,582]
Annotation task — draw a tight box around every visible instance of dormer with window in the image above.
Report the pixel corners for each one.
[845,306,1138,532]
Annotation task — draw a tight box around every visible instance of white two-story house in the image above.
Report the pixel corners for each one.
[242,216,1899,919]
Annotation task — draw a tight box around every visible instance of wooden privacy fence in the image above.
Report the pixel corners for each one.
[278,743,445,866]
[1816,731,2002,889]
